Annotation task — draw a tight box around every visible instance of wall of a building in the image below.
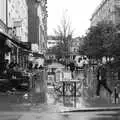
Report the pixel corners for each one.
[91,0,116,26]
[27,0,47,53]
[70,37,83,55]
[7,0,28,42]
[27,0,38,44]
[39,0,48,53]
[0,0,7,25]
[0,0,9,72]
[114,0,120,25]
[37,0,47,53]
[0,0,7,32]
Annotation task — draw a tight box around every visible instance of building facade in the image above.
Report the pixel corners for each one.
[0,0,12,73]
[27,0,47,54]
[7,0,28,42]
[38,0,48,54]
[0,0,48,68]
[6,0,29,67]
[0,0,7,32]
[91,0,120,26]
[70,37,84,56]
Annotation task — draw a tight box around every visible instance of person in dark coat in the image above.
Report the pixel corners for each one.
[67,60,76,79]
[34,64,39,69]
[39,65,43,70]
[96,62,112,97]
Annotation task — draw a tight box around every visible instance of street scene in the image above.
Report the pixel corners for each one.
[1,0,120,120]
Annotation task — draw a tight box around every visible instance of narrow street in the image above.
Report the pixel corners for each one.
[1,0,120,119]
[0,62,120,119]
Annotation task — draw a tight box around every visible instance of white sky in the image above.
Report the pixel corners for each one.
[47,0,102,37]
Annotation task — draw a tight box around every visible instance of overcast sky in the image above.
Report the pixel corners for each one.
[47,0,102,37]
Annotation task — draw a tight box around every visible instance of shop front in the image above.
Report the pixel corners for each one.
[0,31,32,92]
[0,30,31,68]
[0,32,12,74]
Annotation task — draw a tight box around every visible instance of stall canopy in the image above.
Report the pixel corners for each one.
[48,62,65,69]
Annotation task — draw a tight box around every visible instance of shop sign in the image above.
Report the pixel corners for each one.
[14,21,22,27]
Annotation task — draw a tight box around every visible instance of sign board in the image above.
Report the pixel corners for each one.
[14,20,22,27]
[31,44,39,52]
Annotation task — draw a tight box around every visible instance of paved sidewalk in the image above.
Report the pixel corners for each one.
[61,96,120,113]
[59,69,120,112]
[58,86,120,112]
[47,85,120,112]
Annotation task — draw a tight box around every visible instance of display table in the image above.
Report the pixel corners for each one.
[54,80,81,97]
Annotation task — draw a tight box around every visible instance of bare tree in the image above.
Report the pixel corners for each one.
[53,11,74,58]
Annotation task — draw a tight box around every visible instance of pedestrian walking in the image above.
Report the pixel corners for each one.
[96,62,112,97]
[67,60,76,79]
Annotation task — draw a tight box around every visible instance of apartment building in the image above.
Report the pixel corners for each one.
[91,0,120,26]
[70,37,84,55]
[27,0,47,53]
[7,0,28,42]
[0,0,48,67]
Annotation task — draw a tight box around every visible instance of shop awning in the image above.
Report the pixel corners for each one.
[0,30,12,41]
[0,31,30,50]
[0,31,45,58]
[11,37,31,50]
[0,31,12,52]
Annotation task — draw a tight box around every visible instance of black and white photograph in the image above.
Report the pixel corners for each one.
[1,0,120,119]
